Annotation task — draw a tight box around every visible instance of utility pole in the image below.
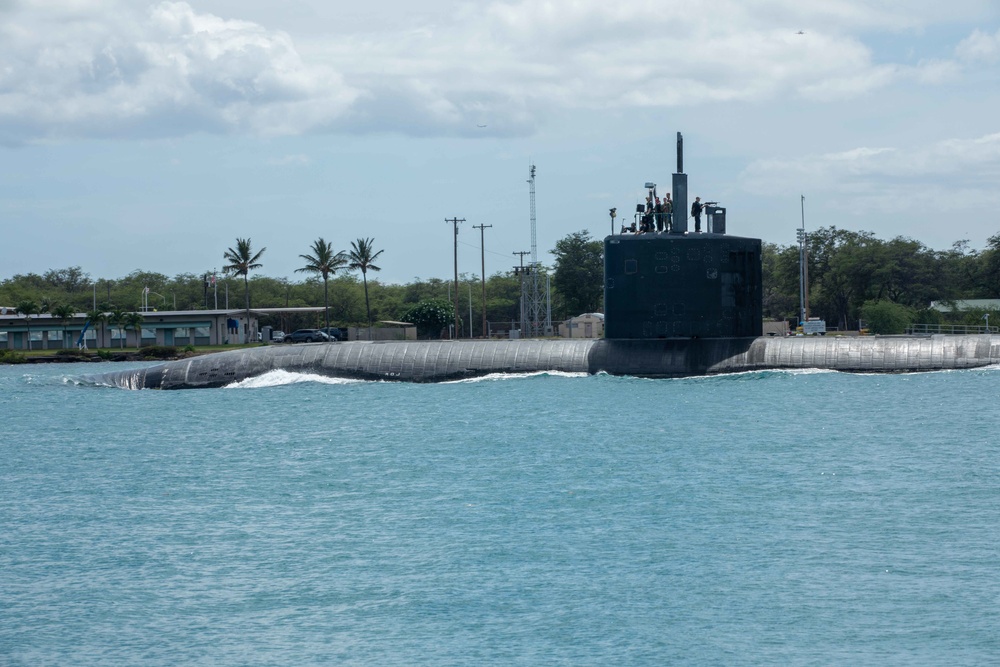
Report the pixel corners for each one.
[473,223,492,338]
[513,250,530,335]
[446,217,465,339]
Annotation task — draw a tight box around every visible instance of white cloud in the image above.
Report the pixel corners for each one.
[739,132,1000,215]
[956,27,1000,62]
[0,1,356,143]
[0,0,995,142]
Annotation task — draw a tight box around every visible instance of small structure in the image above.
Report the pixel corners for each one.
[349,321,417,341]
[763,320,789,336]
[560,313,604,339]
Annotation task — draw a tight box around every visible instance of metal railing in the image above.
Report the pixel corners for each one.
[906,323,996,335]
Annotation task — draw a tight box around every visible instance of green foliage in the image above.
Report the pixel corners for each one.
[124,312,144,349]
[958,306,1000,328]
[223,237,266,343]
[0,349,26,364]
[296,237,348,331]
[401,299,456,339]
[56,348,87,358]
[97,349,114,360]
[141,345,178,359]
[551,230,604,318]
[913,307,944,326]
[4,225,999,337]
[861,300,915,334]
[349,237,385,332]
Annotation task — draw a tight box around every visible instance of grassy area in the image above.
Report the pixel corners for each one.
[8,343,266,357]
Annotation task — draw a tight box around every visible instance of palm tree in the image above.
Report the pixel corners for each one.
[124,312,144,349]
[222,237,266,344]
[348,237,385,339]
[85,307,108,349]
[296,238,347,334]
[51,304,76,349]
[108,308,128,349]
[15,300,40,350]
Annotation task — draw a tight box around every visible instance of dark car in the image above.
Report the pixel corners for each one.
[320,327,345,341]
[287,329,330,343]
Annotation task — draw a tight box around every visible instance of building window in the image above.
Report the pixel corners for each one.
[141,328,156,340]
[175,327,190,339]
[47,330,64,342]
[194,326,210,338]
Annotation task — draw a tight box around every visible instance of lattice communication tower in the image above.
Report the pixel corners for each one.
[523,164,551,337]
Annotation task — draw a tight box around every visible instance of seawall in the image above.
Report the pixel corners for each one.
[87,334,1000,389]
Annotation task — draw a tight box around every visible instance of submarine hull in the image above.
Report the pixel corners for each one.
[87,335,1000,389]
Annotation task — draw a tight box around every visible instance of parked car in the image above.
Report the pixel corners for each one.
[287,329,330,343]
[320,327,345,341]
[271,330,285,342]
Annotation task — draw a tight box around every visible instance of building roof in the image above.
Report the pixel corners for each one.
[930,299,1000,312]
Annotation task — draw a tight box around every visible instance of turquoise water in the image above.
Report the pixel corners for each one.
[2,362,1000,666]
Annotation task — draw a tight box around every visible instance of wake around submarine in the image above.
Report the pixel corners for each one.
[92,134,1000,389]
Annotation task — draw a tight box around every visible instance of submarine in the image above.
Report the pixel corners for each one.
[89,133,1000,389]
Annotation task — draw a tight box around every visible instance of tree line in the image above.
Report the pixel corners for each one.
[0,232,605,339]
[8,227,988,339]
[764,228,1000,331]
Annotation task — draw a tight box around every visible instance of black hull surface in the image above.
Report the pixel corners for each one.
[86,335,1000,389]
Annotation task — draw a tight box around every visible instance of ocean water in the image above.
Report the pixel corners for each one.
[2,362,1000,666]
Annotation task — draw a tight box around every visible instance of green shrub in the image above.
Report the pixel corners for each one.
[141,345,178,359]
[913,308,943,326]
[401,299,458,339]
[97,349,114,360]
[56,348,87,358]
[861,300,914,335]
[184,344,196,353]
[0,349,26,364]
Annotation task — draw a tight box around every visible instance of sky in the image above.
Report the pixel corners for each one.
[2,0,999,285]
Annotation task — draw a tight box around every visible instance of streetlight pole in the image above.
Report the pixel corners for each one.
[798,195,807,328]
[802,195,809,321]
[473,223,492,338]
[513,251,530,336]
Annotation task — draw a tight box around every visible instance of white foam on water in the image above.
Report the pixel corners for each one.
[444,370,591,384]
[224,369,363,389]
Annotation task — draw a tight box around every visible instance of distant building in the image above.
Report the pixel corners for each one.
[559,313,604,339]
[0,309,256,350]
[929,299,1000,312]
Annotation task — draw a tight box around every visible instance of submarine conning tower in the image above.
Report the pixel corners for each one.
[604,132,763,339]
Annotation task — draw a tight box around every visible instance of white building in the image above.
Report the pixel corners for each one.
[559,313,604,339]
